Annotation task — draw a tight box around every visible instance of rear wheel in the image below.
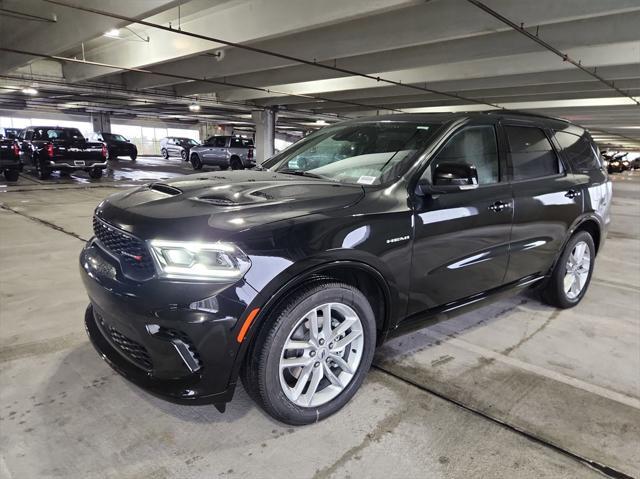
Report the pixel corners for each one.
[181,150,187,161]
[541,231,595,308]
[230,156,244,170]
[88,168,103,179]
[161,148,169,159]
[3,169,19,182]
[190,154,202,170]
[241,281,376,425]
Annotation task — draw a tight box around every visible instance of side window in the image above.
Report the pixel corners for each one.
[230,138,243,148]
[426,125,499,185]
[214,137,227,148]
[505,126,561,180]
[554,131,600,171]
[26,129,34,141]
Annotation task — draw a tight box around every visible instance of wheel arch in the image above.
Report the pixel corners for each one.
[229,259,395,389]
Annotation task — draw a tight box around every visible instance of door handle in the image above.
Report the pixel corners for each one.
[565,189,581,199]
[488,200,512,212]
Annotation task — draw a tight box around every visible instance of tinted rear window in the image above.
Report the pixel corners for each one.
[230,138,254,148]
[505,126,560,180]
[32,128,84,141]
[554,131,601,171]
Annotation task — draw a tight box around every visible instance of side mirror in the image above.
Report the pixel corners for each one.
[417,162,479,195]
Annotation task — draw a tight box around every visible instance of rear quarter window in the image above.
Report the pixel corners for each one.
[554,131,601,172]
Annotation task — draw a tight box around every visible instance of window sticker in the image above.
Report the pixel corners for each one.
[357,176,376,185]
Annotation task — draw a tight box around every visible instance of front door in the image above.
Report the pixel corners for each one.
[408,121,513,315]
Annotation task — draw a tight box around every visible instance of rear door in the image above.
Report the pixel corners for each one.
[408,119,513,314]
[502,123,582,283]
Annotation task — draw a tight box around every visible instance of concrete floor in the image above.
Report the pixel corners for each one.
[1,160,638,478]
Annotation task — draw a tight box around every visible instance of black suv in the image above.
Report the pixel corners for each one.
[90,132,137,161]
[80,112,611,425]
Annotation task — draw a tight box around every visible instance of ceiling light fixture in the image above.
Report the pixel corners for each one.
[21,87,38,95]
[103,29,120,38]
[188,102,201,112]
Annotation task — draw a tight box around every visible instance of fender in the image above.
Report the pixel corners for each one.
[546,212,604,276]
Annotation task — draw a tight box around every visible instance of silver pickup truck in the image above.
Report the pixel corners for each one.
[189,136,255,170]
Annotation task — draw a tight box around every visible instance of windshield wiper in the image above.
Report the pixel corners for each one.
[277,169,329,180]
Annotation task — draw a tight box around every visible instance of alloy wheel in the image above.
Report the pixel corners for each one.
[563,240,591,300]
[279,302,364,408]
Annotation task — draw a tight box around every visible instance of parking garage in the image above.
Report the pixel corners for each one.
[1,1,639,478]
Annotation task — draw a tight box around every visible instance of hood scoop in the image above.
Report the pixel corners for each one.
[148,183,182,196]
[196,195,238,206]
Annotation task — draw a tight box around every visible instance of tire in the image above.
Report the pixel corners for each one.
[88,168,103,179]
[3,169,19,182]
[35,157,51,180]
[130,151,137,161]
[190,154,202,170]
[107,149,117,161]
[230,156,244,170]
[181,150,187,161]
[241,281,376,425]
[161,148,169,159]
[541,230,595,309]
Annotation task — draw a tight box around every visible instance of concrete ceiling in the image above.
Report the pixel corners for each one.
[0,0,638,148]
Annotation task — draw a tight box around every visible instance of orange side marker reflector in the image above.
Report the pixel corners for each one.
[237,308,260,343]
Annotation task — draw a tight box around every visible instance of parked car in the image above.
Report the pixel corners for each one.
[0,135,22,181]
[627,153,640,170]
[18,126,107,179]
[160,137,200,161]
[80,112,610,425]
[90,132,137,161]
[189,136,254,170]
[0,127,21,140]
[607,152,630,174]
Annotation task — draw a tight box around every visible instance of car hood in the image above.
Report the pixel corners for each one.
[95,170,364,242]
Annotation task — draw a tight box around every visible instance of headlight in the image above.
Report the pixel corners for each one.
[148,240,251,281]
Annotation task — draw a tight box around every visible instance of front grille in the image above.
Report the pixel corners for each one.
[93,216,155,275]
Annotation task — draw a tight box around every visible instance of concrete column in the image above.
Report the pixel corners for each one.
[251,109,276,164]
[91,113,111,133]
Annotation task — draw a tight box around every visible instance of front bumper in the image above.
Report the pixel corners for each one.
[80,241,258,405]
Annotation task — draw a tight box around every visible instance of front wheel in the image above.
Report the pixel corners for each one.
[241,281,376,425]
[130,151,137,161]
[190,154,202,170]
[541,231,595,308]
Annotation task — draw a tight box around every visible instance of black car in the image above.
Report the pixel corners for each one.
[0,127,21,140]
[80,112,611,425]
[606,152,630,173]
[0,135,22,181]
[90,132,137,161]
[18,126,107,179]
[160,137,200,161]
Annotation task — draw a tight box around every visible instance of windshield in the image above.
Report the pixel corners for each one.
[104,133,127,142]
[263,121,441,185]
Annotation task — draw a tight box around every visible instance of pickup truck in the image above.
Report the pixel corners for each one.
[17,126,107,180]
[0,136,22,181]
